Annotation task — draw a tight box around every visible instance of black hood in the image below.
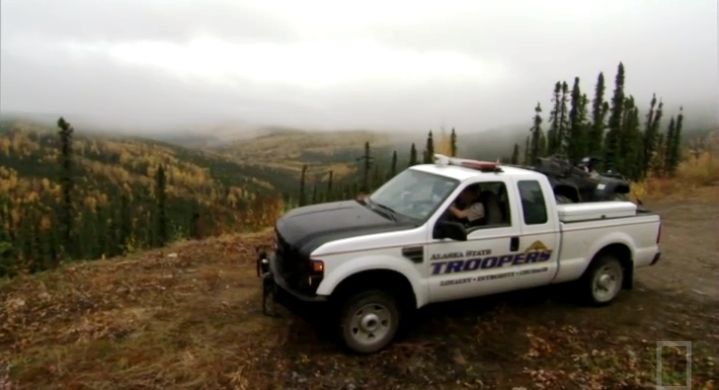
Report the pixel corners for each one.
[276,200,415,257]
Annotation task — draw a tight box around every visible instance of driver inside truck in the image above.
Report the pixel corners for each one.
[448,185,485,226]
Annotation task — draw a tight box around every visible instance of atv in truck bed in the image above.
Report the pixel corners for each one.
[530,156,630,203]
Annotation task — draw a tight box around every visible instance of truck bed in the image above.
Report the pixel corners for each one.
[552,211,661,284]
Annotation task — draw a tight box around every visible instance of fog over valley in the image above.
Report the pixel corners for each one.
[1,0,717,137]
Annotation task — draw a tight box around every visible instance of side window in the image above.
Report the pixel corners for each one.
[443,181,511,230]
[518,180,548,225]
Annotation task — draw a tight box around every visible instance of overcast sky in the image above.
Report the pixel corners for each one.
[1,0,717,134]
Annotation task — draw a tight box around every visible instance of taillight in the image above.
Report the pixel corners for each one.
[656,223,662,244]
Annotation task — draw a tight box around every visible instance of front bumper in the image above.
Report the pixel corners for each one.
[257,251,328,316]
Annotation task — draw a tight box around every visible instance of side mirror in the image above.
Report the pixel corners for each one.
[433,221,467,241]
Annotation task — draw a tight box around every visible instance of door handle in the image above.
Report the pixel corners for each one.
[510,236,519,251]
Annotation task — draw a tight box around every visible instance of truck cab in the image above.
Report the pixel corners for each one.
[260,155,661,353]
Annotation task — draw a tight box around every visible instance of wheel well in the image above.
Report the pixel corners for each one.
[331,269,417,310]
[591,243,634,289]
[555,185,580,202]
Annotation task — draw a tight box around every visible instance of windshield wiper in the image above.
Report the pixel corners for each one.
[370,200,399,222]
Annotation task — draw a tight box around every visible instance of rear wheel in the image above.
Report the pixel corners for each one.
[338,290,400,354]
[583,255,624,305]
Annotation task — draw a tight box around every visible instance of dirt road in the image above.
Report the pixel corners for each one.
[2,186,717,389]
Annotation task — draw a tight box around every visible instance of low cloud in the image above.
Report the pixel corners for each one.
[1,0,717,133]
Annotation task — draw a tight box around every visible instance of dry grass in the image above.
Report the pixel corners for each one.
[632,131,719,202]
[0,230,280,389]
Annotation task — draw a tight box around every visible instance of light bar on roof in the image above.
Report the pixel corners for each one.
[433,154,501,172]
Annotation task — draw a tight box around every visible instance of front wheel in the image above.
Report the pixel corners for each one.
[583,255,624,305]
[338,290,400,354]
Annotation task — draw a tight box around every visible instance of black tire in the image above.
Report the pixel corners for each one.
[338,289,400,354]
[582,255,624,306]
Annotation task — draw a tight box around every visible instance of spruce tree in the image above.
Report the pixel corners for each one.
[567,77,587,162]
[652,99,664,148]
[578,93,589,155]
[389,150,397,178]
[409,143,418,166]
[0,198,15,276]
[155,165,168,246]
[667,108,684,175]
[604,62,626,171]
[299,164,308,206]
[106,199,120,257]
[511,143,520,164]
[57,117,74,258]
[529,102,544,164]
[119,194,131,253]
[143,209,153,249]
[80,209,96,259]
[619,97,642,180]
[557,81,570,154]
[547,82,562,154]
[423,130,435,163]
[95,206,108,258]
[642,94,659,176]
[359,141,372,192]
[326,170,333,201]
[674,106,684,147]
[664,117,675,174]
[589,72,608,153]
[450,128,458,157]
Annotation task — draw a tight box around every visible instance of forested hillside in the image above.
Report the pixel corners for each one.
[0,120,284,276]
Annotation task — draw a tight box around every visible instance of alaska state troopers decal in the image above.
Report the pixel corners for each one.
[431,241,552,275]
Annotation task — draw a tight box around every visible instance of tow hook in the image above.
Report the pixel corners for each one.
[256,250,270,277]
[256,250,276,316]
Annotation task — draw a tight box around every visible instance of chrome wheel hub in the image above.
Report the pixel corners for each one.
[593,263,622,302]
[360,313,380,332]
[349,303,392,347]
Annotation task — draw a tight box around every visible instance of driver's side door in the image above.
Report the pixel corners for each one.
[425,179,522,303]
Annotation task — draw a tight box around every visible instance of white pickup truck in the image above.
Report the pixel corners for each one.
[259,155,662,353]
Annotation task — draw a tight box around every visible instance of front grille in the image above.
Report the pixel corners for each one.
[275,231,314,294]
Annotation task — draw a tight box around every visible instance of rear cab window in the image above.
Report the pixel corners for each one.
[518,180,548,225]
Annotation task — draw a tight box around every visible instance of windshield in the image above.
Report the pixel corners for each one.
[369,169,458,222]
